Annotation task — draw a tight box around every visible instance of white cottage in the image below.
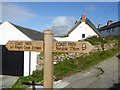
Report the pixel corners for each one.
[55,14,100,41]
[0,21,44,76]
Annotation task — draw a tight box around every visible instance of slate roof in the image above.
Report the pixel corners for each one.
[10,22,44,40]
[98,21,120,31]
[65,18,100,37]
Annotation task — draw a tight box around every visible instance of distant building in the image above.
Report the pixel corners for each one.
[98,24,104,29]
[0,21,44,76]
[54,14,100,41]
[98,20,120,37]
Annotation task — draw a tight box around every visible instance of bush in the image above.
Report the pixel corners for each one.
[84,36,99,45]
[105,35,118,41]
[11,76,32,88]
[84,35,118,45]
[11,70,43,88]
[105,35,118,43]
[54,58,78,80]
[31,70,43,83]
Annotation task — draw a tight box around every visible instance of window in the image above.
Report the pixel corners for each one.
[82,34,85,38]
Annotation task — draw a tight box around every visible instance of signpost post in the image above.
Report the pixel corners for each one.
[5,30,94,89]
[44,30,54,89]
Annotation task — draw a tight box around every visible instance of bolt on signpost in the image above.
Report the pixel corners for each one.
[5,30,94,89]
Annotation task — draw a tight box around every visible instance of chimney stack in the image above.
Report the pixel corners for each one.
[98,24,103,29]
[81,14,86,22]
[107,20,113,25]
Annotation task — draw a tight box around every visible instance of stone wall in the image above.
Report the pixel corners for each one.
[92,42,118,52]
[36,42,118,70]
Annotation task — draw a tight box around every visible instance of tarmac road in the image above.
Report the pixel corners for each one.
[0,75,19,89]
[62,54,119,89]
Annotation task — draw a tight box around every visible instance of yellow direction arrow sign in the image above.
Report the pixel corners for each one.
[53,41,94,53]
[5,40,93,53]
[5,40,43,52]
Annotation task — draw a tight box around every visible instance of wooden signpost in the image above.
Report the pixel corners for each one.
[53,41,93,53]
[6,41,93,53]
[5,40,43,52]
[5,30,94,89]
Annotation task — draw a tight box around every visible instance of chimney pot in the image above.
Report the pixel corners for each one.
[81,14,86,21]
[107,20,113,25]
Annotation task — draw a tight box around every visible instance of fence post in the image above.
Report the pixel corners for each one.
[44,30,54,89]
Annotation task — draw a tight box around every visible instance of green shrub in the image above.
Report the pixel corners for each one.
[84,36,101,45]
[32,70,43,83]
[105,35,118,41]
[11,76,32,88]
[84,35,118,45]
[11,70,43,88]
[54,58,78,80]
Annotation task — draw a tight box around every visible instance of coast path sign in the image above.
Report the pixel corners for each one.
[5,30,94,89]
[5,40,44,52]
[5,41,93,53]
[53,41,93,53]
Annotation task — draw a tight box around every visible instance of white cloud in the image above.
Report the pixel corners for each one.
[1,3,37,23]
[86,4,95,12]
[50,16,76,36]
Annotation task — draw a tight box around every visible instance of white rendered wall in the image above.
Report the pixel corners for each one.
[30,52,39,75]
[0,21,38,76]
[24,51,39,76]
[54,22,98,41]
[0,21,31,45]
[24,51,30,76]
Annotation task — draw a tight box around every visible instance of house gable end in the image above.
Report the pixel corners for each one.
[0,21,31,45]
[66,18,100,37]
[66,20,82,36]
[68,22,98,39]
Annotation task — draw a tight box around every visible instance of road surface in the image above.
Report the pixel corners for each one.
[0,75,19,89]
[62,54,119,89]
